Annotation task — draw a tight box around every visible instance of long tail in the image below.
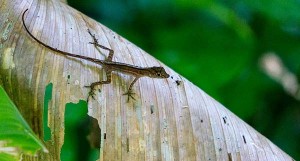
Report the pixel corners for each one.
[22,9,103,64]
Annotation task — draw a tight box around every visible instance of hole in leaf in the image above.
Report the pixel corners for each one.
[43,83,52,141]
[60,100,99,161]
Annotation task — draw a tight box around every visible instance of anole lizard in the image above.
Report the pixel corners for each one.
[22,9,169,101]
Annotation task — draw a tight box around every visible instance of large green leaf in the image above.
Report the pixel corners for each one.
[0,86,48,160]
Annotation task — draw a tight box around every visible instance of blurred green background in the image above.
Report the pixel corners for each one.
[65,0,300,160]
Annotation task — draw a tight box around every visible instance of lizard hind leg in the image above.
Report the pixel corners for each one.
[85,69,112,102]
[87,29,114,62]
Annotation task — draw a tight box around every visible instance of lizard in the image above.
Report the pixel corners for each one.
[22,9,170,102]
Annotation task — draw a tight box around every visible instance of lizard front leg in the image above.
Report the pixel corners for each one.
[123,77,140,102]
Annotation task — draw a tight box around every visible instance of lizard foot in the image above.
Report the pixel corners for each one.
[85,85,97,102]
[123,90,136,102]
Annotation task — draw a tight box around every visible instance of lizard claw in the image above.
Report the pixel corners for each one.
[123,90,136,102]
[89,41,98,45]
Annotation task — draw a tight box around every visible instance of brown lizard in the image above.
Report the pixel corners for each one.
[22,9,169,102]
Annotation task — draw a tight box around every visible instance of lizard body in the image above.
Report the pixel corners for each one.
[22,9,169,101]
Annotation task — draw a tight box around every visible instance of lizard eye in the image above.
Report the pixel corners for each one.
[156,73,161,77]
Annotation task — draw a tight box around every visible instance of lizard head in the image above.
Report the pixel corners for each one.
[147,67,170,78]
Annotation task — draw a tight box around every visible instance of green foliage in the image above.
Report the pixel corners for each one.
[0,86,48,160]
[68,0,300,159]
